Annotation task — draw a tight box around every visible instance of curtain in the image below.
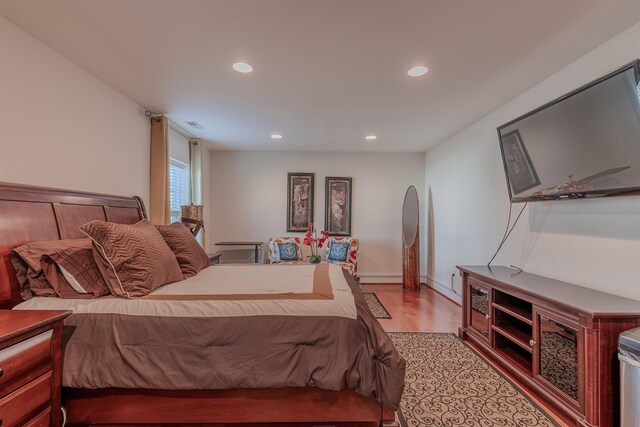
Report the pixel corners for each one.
[189,140,203,205]
[149,116,170,225]
[190,140,205,247]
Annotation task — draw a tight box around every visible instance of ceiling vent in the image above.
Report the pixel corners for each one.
[185,121,205,130]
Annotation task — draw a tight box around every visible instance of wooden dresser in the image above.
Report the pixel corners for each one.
[0,310,71,427]
[458,266,640,427]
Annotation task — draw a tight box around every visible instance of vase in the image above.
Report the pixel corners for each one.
[309,255,321,264]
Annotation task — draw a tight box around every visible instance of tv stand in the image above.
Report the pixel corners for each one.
[458,265,640,427]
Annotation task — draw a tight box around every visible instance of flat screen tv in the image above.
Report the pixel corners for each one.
[497,59,640,202]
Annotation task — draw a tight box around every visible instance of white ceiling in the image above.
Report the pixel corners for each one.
[1,0,639,152]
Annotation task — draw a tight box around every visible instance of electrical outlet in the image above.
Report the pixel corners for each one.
[450,270,458,294]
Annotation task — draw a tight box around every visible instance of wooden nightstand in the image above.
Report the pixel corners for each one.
[0,310,71,427]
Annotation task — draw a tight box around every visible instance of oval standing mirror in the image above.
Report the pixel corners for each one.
[402,186,420,289]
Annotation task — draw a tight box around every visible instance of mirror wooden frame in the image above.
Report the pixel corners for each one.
[402,186,420,289]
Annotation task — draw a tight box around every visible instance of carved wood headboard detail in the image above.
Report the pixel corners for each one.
[0,182,146,308]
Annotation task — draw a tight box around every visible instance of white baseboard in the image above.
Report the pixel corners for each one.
[358,273,402,283]
[425,275,462,304]
[360,273,462,304]
[359,273,429,284]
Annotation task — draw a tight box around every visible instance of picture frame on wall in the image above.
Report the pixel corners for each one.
[325,176,352,236]
[499,129,541,195]
[287,172,314,232]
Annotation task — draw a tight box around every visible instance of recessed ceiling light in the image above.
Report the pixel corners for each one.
[408,66,428,77]
[233,62,253,73]
[270,134,283,139]
[365,135,377,140]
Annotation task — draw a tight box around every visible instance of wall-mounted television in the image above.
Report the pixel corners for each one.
[497,59,640,203]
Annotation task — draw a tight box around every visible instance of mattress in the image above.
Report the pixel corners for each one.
[14,263,405,409]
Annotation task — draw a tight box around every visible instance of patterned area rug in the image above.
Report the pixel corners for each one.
[389,333,559,427]
[363,292,391,319]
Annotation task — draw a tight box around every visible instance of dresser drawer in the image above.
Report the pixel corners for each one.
[22,405,52,427]
[0,330,52,397]
[0,371,51,427]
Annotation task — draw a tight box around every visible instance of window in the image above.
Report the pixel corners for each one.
[169,158,190,223]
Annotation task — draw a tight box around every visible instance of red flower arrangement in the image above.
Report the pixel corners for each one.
[303,222,328,263]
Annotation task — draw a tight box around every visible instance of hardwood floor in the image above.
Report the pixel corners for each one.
[361,283,569,427]
[360,283,460,333]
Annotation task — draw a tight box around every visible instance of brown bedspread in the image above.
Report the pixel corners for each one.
[59,270,405,409]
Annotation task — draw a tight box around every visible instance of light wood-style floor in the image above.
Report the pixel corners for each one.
[360,283,569,427]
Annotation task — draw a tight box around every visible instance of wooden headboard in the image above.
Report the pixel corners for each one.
[0,182,146,308]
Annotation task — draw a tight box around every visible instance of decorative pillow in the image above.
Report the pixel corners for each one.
[80,220,183,298]
[277,242,299,261]
[268,237,301,263]
[156,222,210,279]
[327,241,350,262]
[326,238,359,275]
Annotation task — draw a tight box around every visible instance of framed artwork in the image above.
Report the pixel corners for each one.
[325,177,352,236]
[499,129,541,195]
[287,173,314,232]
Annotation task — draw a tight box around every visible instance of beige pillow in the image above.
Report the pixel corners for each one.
[80,220,182,298]
[156,223,210,279]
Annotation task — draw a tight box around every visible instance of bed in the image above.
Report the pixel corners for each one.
[0,182,404,426]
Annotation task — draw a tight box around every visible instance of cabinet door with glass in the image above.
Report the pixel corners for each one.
[532,307,583,411]
[467,280,492,345]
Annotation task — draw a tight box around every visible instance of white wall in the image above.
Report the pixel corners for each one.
[209,151,425,281]
[0,17,150,201]
[424,22,640,302]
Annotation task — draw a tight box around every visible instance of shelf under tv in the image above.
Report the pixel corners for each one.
[492,302,532,325]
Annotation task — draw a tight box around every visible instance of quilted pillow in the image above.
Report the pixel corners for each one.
[80,220,182,298]
[327,241,350,262]
[156,222,210,279]
[277,242,299,261]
